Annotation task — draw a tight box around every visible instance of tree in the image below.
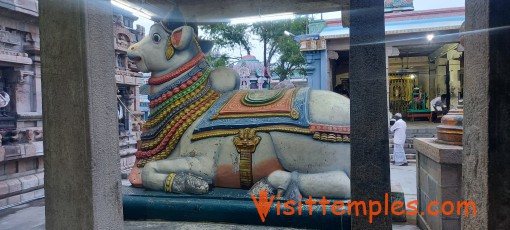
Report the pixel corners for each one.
[201,17,309,80]
[272,35,306,80]
[206,53,231,68]
[252,17,308,80]
[252,21,282,72]
[201,23,252,56]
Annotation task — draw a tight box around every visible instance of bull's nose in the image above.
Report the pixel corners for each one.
[127,53,141,62]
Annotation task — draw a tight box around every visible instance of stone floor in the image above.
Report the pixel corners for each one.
[391,163,418,206]
[0,164,419,230]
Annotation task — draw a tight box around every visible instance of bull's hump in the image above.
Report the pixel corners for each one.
[210,67,239,93]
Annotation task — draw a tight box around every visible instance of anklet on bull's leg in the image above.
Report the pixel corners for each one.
[164,172,209,194]
[164,173,177,193]
[169,172,209,194]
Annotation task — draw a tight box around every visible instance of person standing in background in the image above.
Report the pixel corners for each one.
[430,94,448,121]
[390,113,408,166]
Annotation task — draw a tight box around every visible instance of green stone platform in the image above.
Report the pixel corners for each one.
[123,186,351,229]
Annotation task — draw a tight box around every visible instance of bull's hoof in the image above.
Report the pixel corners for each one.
[171,172,209,194]
[248,177,276,196]
[284,171,302,201]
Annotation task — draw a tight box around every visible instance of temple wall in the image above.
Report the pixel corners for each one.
[112,7,145,177]
[0,2,147,206]
[0,1,44,207]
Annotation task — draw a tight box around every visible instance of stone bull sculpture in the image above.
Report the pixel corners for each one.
[127,21,351,198]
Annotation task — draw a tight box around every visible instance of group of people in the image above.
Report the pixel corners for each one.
[389,94,449,166]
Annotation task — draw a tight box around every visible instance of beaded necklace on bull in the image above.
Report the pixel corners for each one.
[135,22,221,167]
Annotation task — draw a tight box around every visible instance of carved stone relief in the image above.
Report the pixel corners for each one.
[0,25,32,65]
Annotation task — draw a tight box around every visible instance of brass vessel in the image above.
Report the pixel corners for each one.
[435,105,463,146]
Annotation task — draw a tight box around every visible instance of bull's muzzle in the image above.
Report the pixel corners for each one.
[127,53,142,62]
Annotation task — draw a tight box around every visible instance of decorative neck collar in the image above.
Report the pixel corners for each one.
[148,52,206,85]
[136,60,220,167]
[148,59,208,103]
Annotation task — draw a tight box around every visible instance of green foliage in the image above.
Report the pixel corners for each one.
[206,53,236,68]
[272,35,306,81]
[202,17,309,80]
[201,24,252,56]
[252,17,308,80]
[252,21,284,65]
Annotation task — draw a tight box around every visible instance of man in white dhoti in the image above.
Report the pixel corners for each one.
[390,113,408,166]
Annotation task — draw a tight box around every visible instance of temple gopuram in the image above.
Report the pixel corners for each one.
[0,0,44,207]
[233,55,270,90]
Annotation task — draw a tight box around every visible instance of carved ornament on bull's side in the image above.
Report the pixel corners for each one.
[233,128,261,188]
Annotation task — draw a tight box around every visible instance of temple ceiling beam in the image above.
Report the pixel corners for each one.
[119,0,349,23]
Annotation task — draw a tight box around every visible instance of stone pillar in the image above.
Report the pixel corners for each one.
[319,50,329,90]
[39,0,123,229]
[414,138,462,230]
[349,0,392,229]
[303,51,322,89]
[302,50,328,90]
[463,0,510,229]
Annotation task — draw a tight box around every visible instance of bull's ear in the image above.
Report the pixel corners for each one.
[170,26,194,50]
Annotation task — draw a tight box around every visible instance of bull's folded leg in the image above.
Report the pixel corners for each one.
[297,171,351,199]
[167,172,209,194]
[268,170,351,199]
[141,157,213,193]
[267,171,301,201]
[267,170,291,196]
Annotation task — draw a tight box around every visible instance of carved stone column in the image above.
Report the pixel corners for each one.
[39,0,123,228]
[463,0,510,229]
[349,0,392,228]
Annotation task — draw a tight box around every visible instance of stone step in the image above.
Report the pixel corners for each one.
[389,143,419,150]
[389,159,417,164]
[389,135,437,142]
[406,129,437,134]
[389,154,417,160]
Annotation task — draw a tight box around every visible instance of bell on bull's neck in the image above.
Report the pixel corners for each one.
[435,104,464,146]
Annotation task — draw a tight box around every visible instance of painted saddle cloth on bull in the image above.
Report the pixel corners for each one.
[192,87,350,142]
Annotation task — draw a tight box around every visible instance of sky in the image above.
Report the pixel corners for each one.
[133,0,465,64]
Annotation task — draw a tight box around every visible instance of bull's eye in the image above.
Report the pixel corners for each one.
[152,33,161,43]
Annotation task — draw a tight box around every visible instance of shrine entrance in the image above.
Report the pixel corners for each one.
[388,42,464,122]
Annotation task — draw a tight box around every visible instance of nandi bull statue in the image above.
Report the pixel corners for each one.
[127,17,351,199]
